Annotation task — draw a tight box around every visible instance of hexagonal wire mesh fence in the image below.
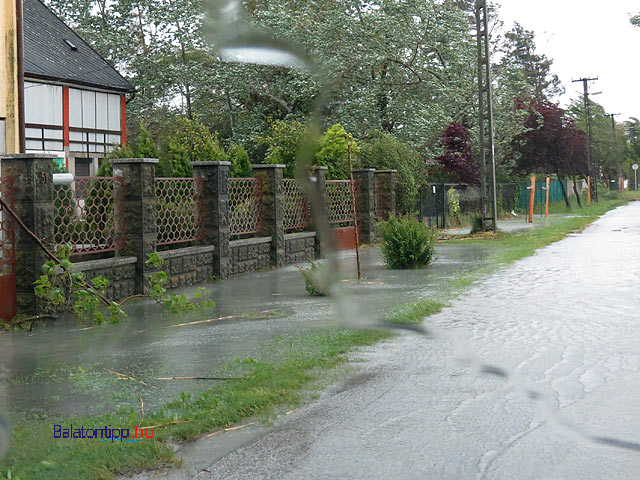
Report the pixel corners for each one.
[53,177,125,256]
[283,178,311,231]
[229,177,264,236]
[0,177,16,276]
[326,180,360,225]
[155,177,205,246]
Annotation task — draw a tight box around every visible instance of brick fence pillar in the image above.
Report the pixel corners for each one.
[192,161,231,279]
[352,169,376,244]
[310,166,329,258]
[112,158,158,294]
[374,170,398,219]
[252,164,285,268]
[1,154,55,314]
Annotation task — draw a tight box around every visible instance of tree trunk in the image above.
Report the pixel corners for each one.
[557,174,571,208]
[571,175,582,208]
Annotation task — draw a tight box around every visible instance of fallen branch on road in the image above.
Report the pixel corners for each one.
[155,376,236,381]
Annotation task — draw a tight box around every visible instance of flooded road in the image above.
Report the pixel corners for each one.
[164,203,640,479]
[0,239,494,419]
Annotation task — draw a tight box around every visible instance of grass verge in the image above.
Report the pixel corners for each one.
[1,193,637,480]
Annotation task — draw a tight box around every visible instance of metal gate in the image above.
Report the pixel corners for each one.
[0,177,17,321]
[419,184,447,229]
[327,180,361,250]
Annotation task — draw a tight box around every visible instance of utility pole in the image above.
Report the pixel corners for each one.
[606,113,621,189]
[572,77,598,201]
[475,0,498,231]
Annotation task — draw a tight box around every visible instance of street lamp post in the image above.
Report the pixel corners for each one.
[633,163,638,191]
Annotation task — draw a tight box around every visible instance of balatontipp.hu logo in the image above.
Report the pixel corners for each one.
[53,424,154,443]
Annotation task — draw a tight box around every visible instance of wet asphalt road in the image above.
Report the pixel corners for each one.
[154,203,640,479]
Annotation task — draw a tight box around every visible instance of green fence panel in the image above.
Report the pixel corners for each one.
[518,180,566,210]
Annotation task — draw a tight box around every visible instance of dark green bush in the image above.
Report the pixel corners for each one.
[470,216,484,234]
[379,216,436,269]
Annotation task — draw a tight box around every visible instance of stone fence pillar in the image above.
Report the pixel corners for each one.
[1,154,55,314]
[192,161,231,279]
[374,170,398,219]
[252,164,285,268]
[310,166,329,258]
[352,169,376,244]
[112,158,158,294]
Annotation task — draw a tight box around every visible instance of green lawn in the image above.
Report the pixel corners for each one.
[1,192,637,480]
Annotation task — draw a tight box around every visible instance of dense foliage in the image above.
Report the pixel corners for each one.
[512,100,588,207]
[359,132,424,214]
[44,0,634,192]
[379,216,436,269]
[435,123,480,186]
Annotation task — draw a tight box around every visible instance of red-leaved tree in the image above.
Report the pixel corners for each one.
[512,99,588,207]
[436,123,480,186]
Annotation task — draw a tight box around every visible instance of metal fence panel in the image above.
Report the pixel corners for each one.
[53,176,124,255]
[283,179,310,231]
[155,177,205,246]
[229,178,264,236]
[326,180,360,225]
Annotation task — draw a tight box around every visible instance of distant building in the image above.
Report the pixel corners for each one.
[1,0,134,176]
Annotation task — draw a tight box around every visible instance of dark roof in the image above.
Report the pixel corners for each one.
[23,0,133,92]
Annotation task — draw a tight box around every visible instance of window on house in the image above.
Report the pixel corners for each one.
[75,158,92,177]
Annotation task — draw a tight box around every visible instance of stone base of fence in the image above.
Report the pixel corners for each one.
[157,245,215,288]
[284,232,316,264]
[71,257,137,301]
[229,237,272,276]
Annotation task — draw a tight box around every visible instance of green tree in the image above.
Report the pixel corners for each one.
[315,124,359,180]
[166,117,229,177]
[262,120,317,178]
[497,23,563,101]
[98,123,162,176]
[569,99,624,183]
[359,132,424,214]
[229,145,253,178]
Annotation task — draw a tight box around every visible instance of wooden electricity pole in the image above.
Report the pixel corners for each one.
[475,0,498,231]
[572,77,598,201]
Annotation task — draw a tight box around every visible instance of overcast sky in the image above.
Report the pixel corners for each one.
[497,0,640,122]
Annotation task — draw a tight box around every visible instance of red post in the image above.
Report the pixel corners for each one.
[528,176,536,223]
[120,95,127,146]
[587,176,591,206]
